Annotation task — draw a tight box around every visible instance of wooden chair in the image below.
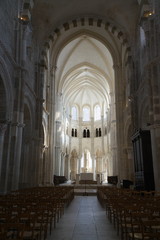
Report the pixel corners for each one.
[127,213,160,240]
[5,222,25,240]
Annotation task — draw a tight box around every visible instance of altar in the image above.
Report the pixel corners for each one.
[80,173,93,181]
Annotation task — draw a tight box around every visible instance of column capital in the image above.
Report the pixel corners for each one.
[0,123,8,135]
[42,144,48,153]
[11,122,25,128]
[18,123,25,128]
[55,120,61,125]
[112,64,121,70]
[50,66,57,79]
[51,65,57,72]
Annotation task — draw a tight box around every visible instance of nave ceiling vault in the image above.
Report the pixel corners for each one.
[55,36,114,110]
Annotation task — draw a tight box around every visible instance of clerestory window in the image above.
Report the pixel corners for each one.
[83,106,90,121]
[71,106,77,120]
[94,105,101,121]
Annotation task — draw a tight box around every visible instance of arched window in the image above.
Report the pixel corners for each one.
[87,129,90,138]
[83,129,86,138]
[75,129,77,137]
[96,128,98,137]
[71,128,78,137]
[94,105,101,121]
[83,106,90,121]
[71,128,74,137]
[95,128,102,137]
[83,128,90,138]
[71,106,77,120]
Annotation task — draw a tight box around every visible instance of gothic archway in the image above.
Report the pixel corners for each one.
[39,15,133,183]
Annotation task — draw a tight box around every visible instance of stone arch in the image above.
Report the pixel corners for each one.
[50,29,121,70]
[39,16,132,183]
[43,17,130,60]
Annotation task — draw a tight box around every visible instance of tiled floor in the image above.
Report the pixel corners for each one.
[47,196,120,240]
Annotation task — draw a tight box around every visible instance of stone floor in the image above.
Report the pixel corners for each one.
[47,196,120,240]
[74,188,97,195]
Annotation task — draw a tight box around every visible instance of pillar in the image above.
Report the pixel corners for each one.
[0,123,8,178]
[113,64,123,180]
[11,123,25,190]
[78,117,83,173]
[150,125,160,190]
[90,117,95,179]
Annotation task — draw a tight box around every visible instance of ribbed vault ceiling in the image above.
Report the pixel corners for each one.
[32,0,139,114]
[56,35,114,111]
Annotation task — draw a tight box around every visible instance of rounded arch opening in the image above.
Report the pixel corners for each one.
[43,18,129,182]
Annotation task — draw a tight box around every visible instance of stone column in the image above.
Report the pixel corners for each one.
[0,123,8,177]
[78,156,81,174]
[39,145,46,185]
[150,125,160,190]
[11,123,25,190]
[126,147,134,181]
[68,115,72,179]
[54,91,63,176]
[60,152,65,176]
[101,115,105,154]
[55,120,61,175]
[92,155,96,180]
[10,22,30,190]
[109,91,118,176]
[49,66,57,182]
[64,154,69,179]
[34,61,46,186]
[90,117,95,179]
[113,64,123,181]
[78,117,83,173]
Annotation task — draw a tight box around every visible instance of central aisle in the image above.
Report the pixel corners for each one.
[47,196,120,240]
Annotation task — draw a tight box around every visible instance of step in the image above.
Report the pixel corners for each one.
[74,189,97,196]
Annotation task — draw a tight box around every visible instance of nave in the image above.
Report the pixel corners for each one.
[1,185,160,240]
[47,196,119,240]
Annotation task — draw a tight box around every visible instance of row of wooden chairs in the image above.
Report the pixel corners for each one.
[97,186,160,240]
[0,186,74,240]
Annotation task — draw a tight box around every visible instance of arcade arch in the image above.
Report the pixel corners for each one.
[40,17,133,183]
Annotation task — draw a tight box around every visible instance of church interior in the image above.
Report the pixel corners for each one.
[0,0,160,239]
